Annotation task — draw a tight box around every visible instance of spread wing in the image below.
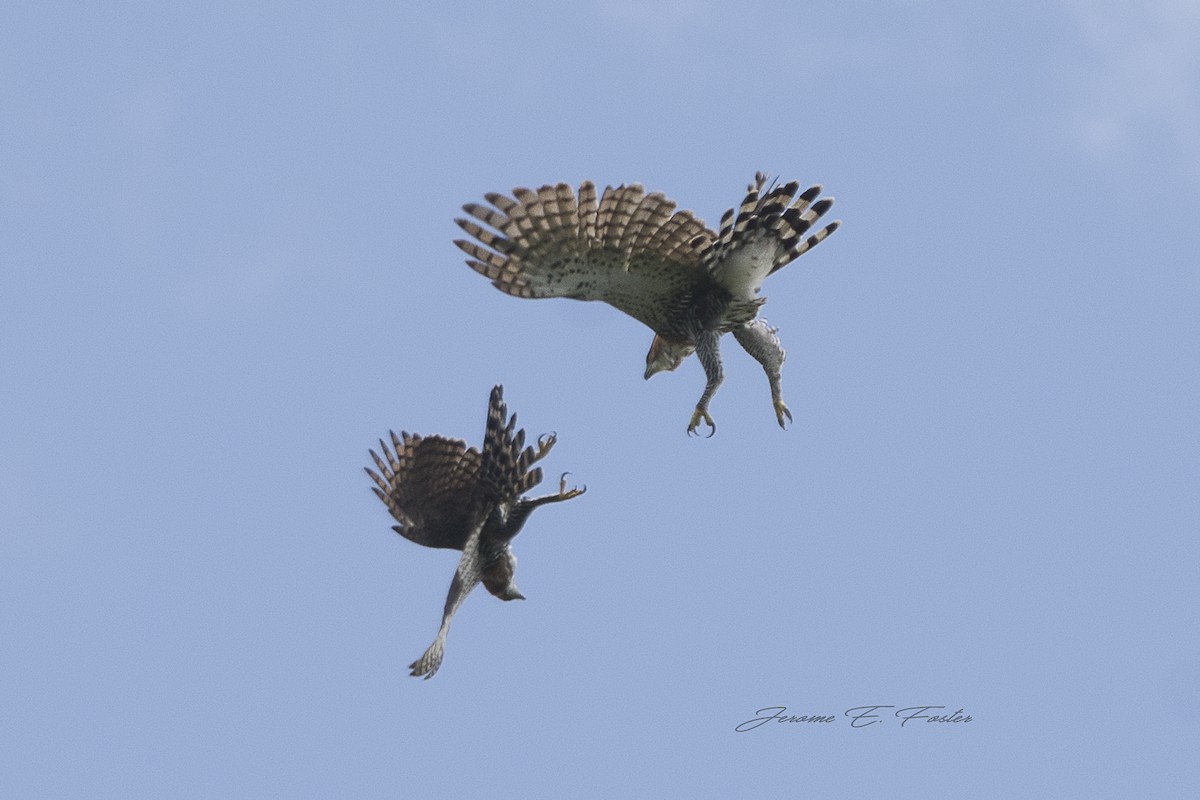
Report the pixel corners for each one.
[366,432,487,551]
[454,182,718,333]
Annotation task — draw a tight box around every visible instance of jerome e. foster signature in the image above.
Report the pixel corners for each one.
[735,705,974,732]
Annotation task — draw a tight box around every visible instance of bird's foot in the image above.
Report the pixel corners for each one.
[774,398,793,429]
[557,472,586,500]
[535,432,557,460]
[687,407,716,438]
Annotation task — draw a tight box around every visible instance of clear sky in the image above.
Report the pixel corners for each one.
[3,2,1198,797]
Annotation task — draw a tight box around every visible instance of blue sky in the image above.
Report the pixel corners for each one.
[3,1,1198,796]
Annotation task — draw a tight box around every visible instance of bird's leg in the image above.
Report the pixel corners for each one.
[732,319,792,429]
[498,473,586,541]
[687,330,723,437]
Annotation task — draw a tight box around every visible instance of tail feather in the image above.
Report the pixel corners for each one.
[409,634,446,680]
[479,385,544,503]
[701,174,839,280]
[773,217,839,272]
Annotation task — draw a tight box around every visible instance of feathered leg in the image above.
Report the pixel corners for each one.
[732,318,791,429]
[688,329,724,437]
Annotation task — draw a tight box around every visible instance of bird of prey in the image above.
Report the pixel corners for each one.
[366,385,585,679]
[453,172,840,436]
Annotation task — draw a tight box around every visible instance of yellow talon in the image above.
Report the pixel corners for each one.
[687,408,716,438]
[558,472,586,499]
[774,399,793,429]
[536,432,557,459]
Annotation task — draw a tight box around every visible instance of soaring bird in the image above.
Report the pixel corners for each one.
[454,173,839,436]
[366,385,585,679]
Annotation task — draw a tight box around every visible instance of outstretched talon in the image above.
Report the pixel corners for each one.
[535,431,557,460]
[687,407,716,438]
[557,471,586,500]
[774,398,793,429]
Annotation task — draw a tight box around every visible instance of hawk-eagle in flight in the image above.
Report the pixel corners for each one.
[366,385,585,679]
[454,173,839,436]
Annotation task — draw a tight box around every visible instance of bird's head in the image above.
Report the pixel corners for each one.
[644,335,694,379]
[482,549,525,601]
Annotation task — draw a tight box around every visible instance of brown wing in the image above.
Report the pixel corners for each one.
[365,432,488,551]
[453,181,718,333]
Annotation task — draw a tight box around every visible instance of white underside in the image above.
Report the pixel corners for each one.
[714,235,779,299]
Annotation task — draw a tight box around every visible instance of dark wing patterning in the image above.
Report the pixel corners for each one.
[366,432,486,551]
[454,182,718,333]
[478,385,544,505]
